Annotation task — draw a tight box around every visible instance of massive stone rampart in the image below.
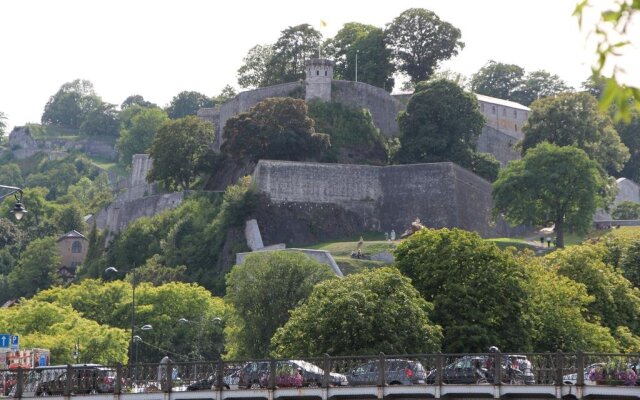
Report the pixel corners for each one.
[253,160,509,237]
[199,82,304,150]
[332,81,405,137]
[476,125,521,167]
[9,126,118,161]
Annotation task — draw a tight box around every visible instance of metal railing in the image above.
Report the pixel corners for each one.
[1,352,638,397]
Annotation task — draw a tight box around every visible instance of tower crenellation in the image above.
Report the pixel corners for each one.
[305,58,334,102]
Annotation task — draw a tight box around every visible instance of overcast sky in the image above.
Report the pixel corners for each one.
[1,0,638,131]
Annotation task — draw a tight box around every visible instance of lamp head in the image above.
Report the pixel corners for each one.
[140,324,153,331]
[12,202,27,221]
[105,267,119,273]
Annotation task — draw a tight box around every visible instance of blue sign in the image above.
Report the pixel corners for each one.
[10,334,19,349]
[39,355,47,366]
[0,334,9,348]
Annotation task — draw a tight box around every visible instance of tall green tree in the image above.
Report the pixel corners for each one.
[395,79,498,180]
[267,24,322,84]
[385,8,463,83]
[79,100,119,137]
[0,299,129,364]
[41,79,96,129]
[518,252,618,352]
[0,163,24,187]
[512,70,572,106]
[493,143,608,248]
[147,116,215,190]
[394,228,530,352]
[546,243,640,337]
[271,267,442,357]
[330,23,394,90]
[165,91,215,119]
[121,95,157,110]
[0,111,7,139]
[237,44,276,88]
[470,60,525,101]
[616,108,640,181]
[221,97,329,162]
[116,107,169,166]
[521,92,629,175]
[225,252,336,358]
[7,237,61,299]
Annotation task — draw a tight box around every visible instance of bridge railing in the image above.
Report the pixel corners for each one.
[1,352,638,397]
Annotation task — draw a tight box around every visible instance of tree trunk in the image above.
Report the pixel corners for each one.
[555,218,564,248]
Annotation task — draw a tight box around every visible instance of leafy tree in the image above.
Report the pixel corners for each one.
[41,79,100,129]
[116,107,168,166]
[385,8,463,83]
[165,91,215,119]
[330,23,394,90]
[121,95,157,109]
[470,60,525,101]
[222,97,329,162]
[267,24,322,84]
[237,44,276,88]
[493,143,608,248]
[512,70,572,106]
[521,92,629,174]
[612,201,640,220]
[395,79,496,180]
[272,267,442,357]
[0,299,129,364]
[147,116,216,190]
[7,237,61,298]
[67,174,113,214]
[518,252,618,352]
[546,243,640,336]
[225,252,336,358]
[0,218,23,249]
[54,203,85,234]
[133,254,188,286]
[0,163,24,187]
[621,240,640,289]
[394,228,530,353]
[79,100,119,137]
[616,108,640,181]
[0,111,7,138]
[215,85,237,103]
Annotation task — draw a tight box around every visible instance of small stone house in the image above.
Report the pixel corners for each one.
[56,230,88,281]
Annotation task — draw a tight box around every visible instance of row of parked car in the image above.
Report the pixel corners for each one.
[187,354,536,390]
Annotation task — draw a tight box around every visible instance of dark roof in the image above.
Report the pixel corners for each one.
[56,230,87,242]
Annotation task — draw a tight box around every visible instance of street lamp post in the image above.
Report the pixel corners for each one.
[105,267,140,370]
[0,185,27,220]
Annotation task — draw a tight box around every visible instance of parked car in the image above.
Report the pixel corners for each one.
[1,373,16,396]
[562,363,605,385]
[36,365,117,395]
[426,355,535,385]
[345,359,427,386]
[238,360,348,388]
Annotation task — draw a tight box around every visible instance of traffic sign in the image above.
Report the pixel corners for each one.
[10,334,19,349]
[0,334,9,348]
[39,355,47,366]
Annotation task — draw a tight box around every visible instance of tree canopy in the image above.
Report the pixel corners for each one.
[471,61,571,106]
[493,143,608,248]
[385,8,463,83]
[165,91,215,119]
[116,106,169,166]
[329,22,394,91]
[271,267,442,357]
[147,116,216,190]
[225,252,336,358]
[394,228,530,353]
[395,79,498,181]
[521,92,629,174]
[221,97,329,163]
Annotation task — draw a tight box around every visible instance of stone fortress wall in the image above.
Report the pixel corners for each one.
[253,159,510,237]
[9,126,118,161]
[199,59,529,167]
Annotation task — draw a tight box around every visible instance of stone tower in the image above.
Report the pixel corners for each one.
[305,58,334,102]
